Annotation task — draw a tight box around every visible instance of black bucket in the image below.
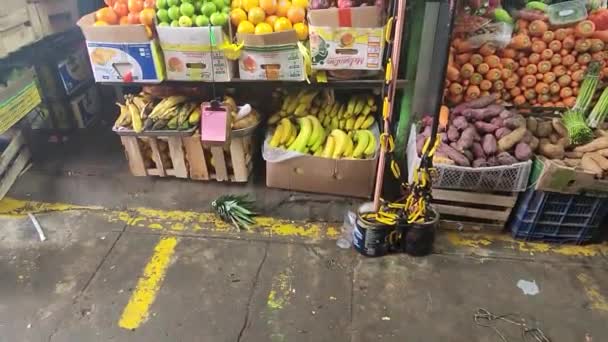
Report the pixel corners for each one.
[353,215,401,257]
[404,208,439,257]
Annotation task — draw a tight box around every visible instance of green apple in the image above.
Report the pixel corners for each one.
[168,5,181,20]
[180,2,195,16]
[157,8,170,22]
[179,15,193,26]
[209,12,226,26]
[201,2,216,16]
[171,19,180,27]
[213,0,224,10]
[224,0,231,6]
[195,14,210,26]
[167,0,180,6]
[157,0,168,8]
[181,0,193,2]
[221,6,230,14]
[158,21,170,26]
[194,1,204,12]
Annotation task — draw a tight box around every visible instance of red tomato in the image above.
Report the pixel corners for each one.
[127,11,141,24]
[112,1,129,17]
[143,0,156,8]
[128,0,144,13]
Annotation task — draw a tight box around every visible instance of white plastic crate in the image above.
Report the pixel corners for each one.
[407,125,532,192]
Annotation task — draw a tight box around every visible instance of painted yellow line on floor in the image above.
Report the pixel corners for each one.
[0,197,341,241]
[119,236,179,330]
[577,273,608,312]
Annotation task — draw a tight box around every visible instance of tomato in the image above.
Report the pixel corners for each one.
[143,0,156,8]
[128,0,144,13]
[127,11,141,24]
[96,7,118,25]
[112,1,129,17]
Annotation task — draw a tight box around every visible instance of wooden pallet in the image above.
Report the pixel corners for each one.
[120,134,254,182]
[431,189,519,232]
[0,130,31,200]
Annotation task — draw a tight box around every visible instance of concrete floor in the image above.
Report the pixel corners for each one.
[1,132,608,341]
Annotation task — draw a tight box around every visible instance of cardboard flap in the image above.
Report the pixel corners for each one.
[534,156,608,194]
[77,12,151,43]
[237,30,299,47]
[308,6,383,28]
[157,25,226,47]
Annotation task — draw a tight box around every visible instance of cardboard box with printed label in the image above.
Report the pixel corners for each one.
[157,25,233,82]
[0,68,42,134]
[77,12,165,83]
[308,6,385,70]
[530,156,608,194]
[237,31,305,81]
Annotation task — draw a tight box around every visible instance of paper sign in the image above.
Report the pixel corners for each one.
[200,102,229,143]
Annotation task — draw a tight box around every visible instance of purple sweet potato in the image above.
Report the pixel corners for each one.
[472,142,486,159]
[463,149,474,162]
[439,144,471,166]
[447,125,460,141]
[495,127,512,139]
[452,116,469,130]
[421,125,432,137]
[487,156,499,166]
[504,115,527,129]
[456,126,477,150]
[498,127,527,151]
[490,117,504,127]
[421,115,434,127]
[499,109,515,119]
[522,130,533,144]
[482,134,498,155]
[470,104,504,121]
[440,132,448,143]
[451,95,497,115]
[514,142,533,161]
[474,121,499,133]
[497,152,518,165]
[473,158,489,167]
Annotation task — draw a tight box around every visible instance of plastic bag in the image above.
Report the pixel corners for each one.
[337,211,356,249]
[462,21,513,49]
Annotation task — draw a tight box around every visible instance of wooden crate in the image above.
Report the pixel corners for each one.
[27,0,79,38]
[120,134,254,182]
[0,8,37,58]
[431,189,519,232]
[0,130,31,200]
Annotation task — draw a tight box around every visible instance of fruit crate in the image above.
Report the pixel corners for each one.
[407,125,532,192]
[0,130,31,200]
[120,133,255,182]
[508,188,608,244]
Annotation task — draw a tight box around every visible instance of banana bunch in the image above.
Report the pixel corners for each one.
[268,88,332,124]
[320,129,377,159]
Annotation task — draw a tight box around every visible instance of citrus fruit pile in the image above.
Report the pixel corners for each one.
[230,0,309,39]
[96,0,157,27]
[156,0,230,27]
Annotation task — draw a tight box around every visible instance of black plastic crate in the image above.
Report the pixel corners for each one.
[509,189,608,244]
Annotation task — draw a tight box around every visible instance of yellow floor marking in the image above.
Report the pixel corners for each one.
[577,273,608,312]
[118,236,179,330]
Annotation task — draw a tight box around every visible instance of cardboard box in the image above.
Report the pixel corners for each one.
[308,7,385,70]
[0,68,42,135]
[237,31,305,81]
[266,155,378,197]
[157,25,233,82]
[530,156,608,194]
[77,12,165,83]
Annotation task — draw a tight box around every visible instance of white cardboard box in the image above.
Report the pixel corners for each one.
[157,25,233,82]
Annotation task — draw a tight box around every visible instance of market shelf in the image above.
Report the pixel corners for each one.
[100,78,408,89]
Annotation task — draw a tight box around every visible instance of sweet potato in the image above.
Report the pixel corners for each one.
[565,151,584,158]
[482,134,498,155]
[522,130,533,144]
[589,153,608,170]
[581,154,603,177]
[499,110,515,119]
[447,125,460,141]
[498,127,527,151]
[487,156,499,166]
[515,142,533,161]
[456,127,477,150]
[563,158,581,167]
[497,152,518,165]
[475,121,499,133]
[526,117,538,134]
[440,132,448,143]
[574,137,608,152]
[530,136,540,151]
[490,117,504,127]
[451,95,497,115]
[463,149,474,161]
[549,133,559,144]
[495,127,512,139]
[452,116,469,130]
[439,144,470,166]
[504,115,527,129]
[472,142,486,159]
[473,159,489,167]
[468,104,504,121]
[536,120,553,137]
[421,125,432,137]
[538,139,565,159]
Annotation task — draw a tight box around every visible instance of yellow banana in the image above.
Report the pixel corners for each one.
[288,117,313,153]
[367,94,375,107]
[354,96,365,115]
[268,113,281,125]
[361,115,375,129]
[279,118,293,145]
[362,104,372,116]
[363,130,377,157]
[330,117,339,130]
[279,110,289,117]
[322,136,335,158]
[310,130,325,152]
[128,98,143,133]
[114,103,130,127]
[343,137,354,158]
[346,96,356,117]
[282,94,296,112]
[329,102,339,117]
[352,130,370,158]
[318,112,326,123]
[307,115,324,147]
[270,124,285,147]
[286,94,299,114]
[286,133,297,147]
[339,119,345,129]
[322,115,332,127]
[188,108,201,126]
[338,104,346,118]
[294,102,309,117]
[346,118,355,131]
[330,129,348,158]
[313,149,323,157]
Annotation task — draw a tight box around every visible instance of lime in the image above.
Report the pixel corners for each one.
[157,0,168,8]
[179,15,193,26]
[157,8,170,22]
[167,0,180,6]
[210,11,226,26]
[195,14,210,26]
[213,0,225,9]
[171,19,180,26]
[168,5,181,20]
[201,2,217,16]
[180,2,195,16]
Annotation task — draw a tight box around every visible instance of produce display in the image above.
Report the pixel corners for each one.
[229,0,309,39]
[114,93,259,132]
[308,0,379,9]
[267,88,378,158]
[156,0,230,27]
[96,0,157,26]
[445,2,608,108]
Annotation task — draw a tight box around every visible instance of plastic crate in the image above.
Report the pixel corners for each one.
[407,125,532,192]
[509,189,608,244]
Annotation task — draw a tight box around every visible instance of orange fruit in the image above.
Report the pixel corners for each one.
[275,0,291,17]
[112,1,129,17]
[247,7,266,25]
[265,15,278,27]
[140,8,155,26]
[231,0,242,9]
[287,5,304,23]
[96,7,119,24]
[241,0,259,11]
[94,20,109,26]
[293,22,308,40]
[127,11,141,24]
[143,0,155,8]
[128,0,144,13]
[274,16,292,31]
[237,20,255,34]
[230,8,247,26]
[255,22,273,34]
[259,0,277,15]
[292,0,308,8]
[119,16,130,24]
